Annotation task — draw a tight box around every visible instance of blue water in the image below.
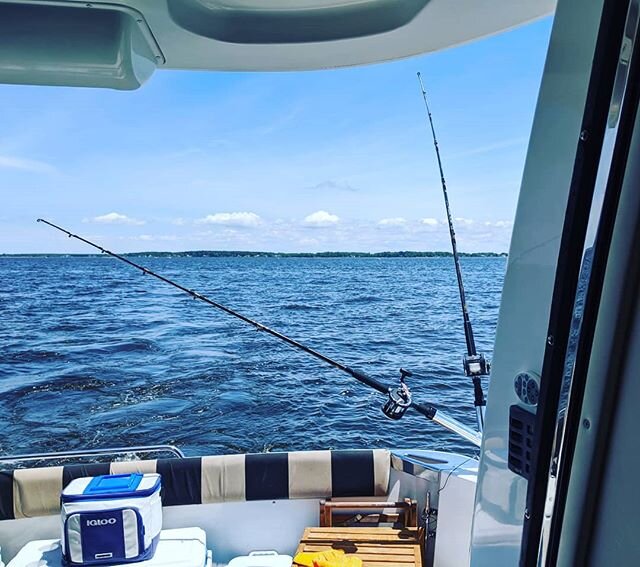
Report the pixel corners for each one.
[0,256,504,458]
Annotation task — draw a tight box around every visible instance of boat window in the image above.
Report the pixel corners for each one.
[0,17,551,461]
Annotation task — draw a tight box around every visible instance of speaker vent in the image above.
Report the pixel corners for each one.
[508,405,536,479]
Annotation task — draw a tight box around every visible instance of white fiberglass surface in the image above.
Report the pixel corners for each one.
[469,0,606,564]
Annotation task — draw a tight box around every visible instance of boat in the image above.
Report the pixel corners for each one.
[1,0,639,565]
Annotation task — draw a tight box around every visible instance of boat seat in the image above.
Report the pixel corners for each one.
[0,449,390,520]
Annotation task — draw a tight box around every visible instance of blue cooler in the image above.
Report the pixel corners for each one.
[61,473,162,566]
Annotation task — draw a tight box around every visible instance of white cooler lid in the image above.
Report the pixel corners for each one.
[8,528,208,567]
[228,551,293,567]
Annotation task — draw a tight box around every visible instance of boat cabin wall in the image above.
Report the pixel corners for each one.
[470,0,606,563]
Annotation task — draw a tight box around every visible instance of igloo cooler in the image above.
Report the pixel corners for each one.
[61,473,162,565]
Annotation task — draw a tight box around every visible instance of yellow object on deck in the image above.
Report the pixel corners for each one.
[313,556,363,567]
[293,549,363,567]
[294,549,344,566]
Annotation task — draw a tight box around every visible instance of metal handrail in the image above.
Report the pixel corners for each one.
[0,444,184,465]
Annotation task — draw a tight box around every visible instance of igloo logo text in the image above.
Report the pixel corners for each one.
[86,517,117,527]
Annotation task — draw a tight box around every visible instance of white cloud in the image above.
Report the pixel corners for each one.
[304,210,340,226]
[63,215,512,253]
[449,137,527,159]
[309,180,358,193]
[484,220,513,228]
[454,217,475,226]
[171,217,187,226]
[196,212,262,227]
[421,218,439,226]
[378,217,407,227]
[257,106,303,136]
[85,212,145,225]
[299,237,320,246]
[135,234,178,242]
[0,155,56,174]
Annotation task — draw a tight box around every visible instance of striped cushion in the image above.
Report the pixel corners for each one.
[0,449,390,520]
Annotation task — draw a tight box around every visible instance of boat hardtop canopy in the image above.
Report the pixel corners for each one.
[0,0,554,89]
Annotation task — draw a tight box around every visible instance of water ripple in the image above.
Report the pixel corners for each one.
[0,256,505,457]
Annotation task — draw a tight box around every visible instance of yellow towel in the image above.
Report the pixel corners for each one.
[294,550,344,566]
[293,549,362,567]
[313,556,363,567]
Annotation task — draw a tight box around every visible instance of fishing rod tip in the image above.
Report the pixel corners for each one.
[36,218,43,223]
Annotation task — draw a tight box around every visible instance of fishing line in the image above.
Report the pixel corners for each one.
[37,218,481,446]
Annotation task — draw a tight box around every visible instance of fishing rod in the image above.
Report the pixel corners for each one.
[37,218,480,447]
[416,72,489,432]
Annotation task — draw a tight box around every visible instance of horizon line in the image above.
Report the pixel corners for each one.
[0,250,508,258]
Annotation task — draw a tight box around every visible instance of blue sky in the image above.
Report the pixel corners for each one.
[0,17,552,254]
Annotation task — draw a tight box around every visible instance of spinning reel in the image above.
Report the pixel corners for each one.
[382,368,413,420]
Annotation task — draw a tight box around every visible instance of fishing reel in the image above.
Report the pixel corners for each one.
[463,353,490,377]
[382,368,413,420]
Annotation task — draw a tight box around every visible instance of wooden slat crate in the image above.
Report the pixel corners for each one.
[319,499,417,528]
[295,527,423,567]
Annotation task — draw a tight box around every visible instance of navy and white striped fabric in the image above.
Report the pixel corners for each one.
[0,449,390,520]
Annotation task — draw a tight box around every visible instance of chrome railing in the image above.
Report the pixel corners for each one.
[0,444,184,465]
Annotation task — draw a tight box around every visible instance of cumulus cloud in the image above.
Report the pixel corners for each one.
[454,217,475,226]
[196,212,262,227]
[71,214,513,253]
[85,212,145,225]
[0,155,56,174]
[378,217,407,227]
[304,210,340,226]
[135,234,178,242]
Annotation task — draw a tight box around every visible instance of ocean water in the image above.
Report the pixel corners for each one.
[0,256,505,459]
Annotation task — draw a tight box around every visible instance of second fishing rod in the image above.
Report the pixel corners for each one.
[38,218,481,447]
[417,72,490,432]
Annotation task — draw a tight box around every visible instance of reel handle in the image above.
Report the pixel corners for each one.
[399,368,413,382]
[382,368,414,420]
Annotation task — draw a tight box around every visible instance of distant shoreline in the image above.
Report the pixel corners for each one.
[0,250,507,258]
